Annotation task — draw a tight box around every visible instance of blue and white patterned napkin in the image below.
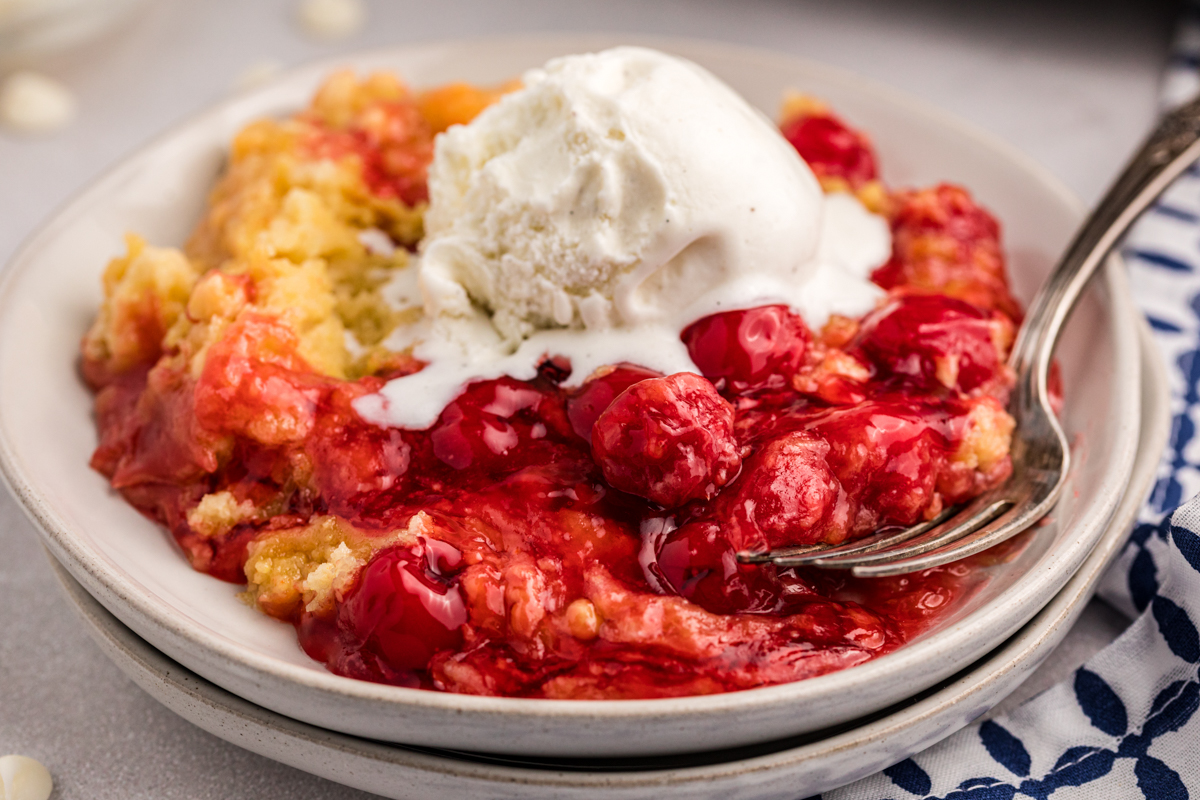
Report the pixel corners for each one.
[825,9,1200,800]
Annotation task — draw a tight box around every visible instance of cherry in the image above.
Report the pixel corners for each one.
[566,364,662,442]
[308,98,434,206]
[780,112,878,188]
[592,372,741,508]
[854,295,1006,394]
[681,306,810,395]
[429,377,562,473]
[726,431,851,548]
[338,540,467,673]
[656,520,780,614]
[812,399,951,528]
[194,313,324,446]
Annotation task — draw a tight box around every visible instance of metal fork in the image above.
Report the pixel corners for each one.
[738,95,1200,578]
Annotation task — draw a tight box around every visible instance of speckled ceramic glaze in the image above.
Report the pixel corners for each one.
[0,35,1143,757]
[48,324,1167,799]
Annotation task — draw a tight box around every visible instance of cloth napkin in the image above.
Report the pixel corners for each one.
[824,10,1200,800]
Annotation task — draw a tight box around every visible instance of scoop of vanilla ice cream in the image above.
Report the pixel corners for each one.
[419,46,826,340]
[357,47,891,430]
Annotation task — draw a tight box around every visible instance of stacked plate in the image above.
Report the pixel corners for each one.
[0,36,1169,799]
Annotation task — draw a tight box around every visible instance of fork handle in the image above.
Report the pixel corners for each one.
[1010,94,1200,406]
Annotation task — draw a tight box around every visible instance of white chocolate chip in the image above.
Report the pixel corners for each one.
[357,227,396,257]
[296,0,366,40]
[0,71,76,134]
[0,755,53,800]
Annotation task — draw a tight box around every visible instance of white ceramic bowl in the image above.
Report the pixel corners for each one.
[46,322,1168,799]
[0,35,1142,757]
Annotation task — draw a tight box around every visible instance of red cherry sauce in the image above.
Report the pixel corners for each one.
[854,295,1010,396]
[87,296,1018,696]
[83,112,1028,697]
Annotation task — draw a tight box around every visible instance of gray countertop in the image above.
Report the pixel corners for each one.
[0,0,1174,796]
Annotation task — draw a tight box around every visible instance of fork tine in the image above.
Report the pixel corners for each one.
[735,459,1058,575]
[846,466,1062,577]
[738,505,961,567]
[806,497,1013,570]
[737,543,827,564]
[848,496,1043,578]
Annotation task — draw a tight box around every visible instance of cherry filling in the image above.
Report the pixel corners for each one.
[723,431,848,548]
[338,540,467,674]
[429,377,570,474]
[854,295,1012,395]
[566,364,662,443]
[871,184,1022,320]
[87,286,1018,695]
[305,98,435,206]
[85,101,1026,698]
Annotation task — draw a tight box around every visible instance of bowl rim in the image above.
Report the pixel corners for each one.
[0,33,1142,730]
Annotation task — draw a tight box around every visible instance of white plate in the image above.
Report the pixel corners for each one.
[0,35,1143,757]
[48,319,1169,799]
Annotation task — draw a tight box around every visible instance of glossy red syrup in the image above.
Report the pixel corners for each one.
[84,105,1026,698]
[681,305,810,394]
[87,291,1017,697]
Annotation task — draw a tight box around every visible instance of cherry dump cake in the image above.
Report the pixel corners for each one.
[82,48,1024,699]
